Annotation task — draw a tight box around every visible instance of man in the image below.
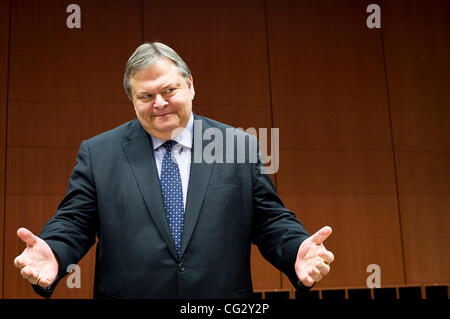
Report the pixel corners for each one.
[14,42,334,298]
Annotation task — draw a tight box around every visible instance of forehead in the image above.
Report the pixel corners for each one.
[131,58,183,88]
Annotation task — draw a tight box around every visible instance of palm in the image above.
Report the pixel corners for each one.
[298,239,325,264]
[14,228,58,287]
[295,226,334,287]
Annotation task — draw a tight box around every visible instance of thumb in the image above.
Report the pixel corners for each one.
[310,226,332,245]
[17,228,38,247]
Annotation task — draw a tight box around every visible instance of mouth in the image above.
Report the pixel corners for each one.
[154,112,173,117]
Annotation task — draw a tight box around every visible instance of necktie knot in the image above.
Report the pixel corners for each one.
[163,140,176,151]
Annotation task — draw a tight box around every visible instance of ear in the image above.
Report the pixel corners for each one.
[188,75,195,99]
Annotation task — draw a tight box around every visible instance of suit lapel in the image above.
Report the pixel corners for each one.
[122,120,178,260]
[180,115,214,256]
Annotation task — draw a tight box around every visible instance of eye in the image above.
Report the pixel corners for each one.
[139,94,153,100]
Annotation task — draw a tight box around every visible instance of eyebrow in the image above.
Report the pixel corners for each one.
[161,82,176,90]
[136,82,179,96]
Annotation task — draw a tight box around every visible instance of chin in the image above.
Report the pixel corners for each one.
[157,120,180,131]
[153,123,181,138]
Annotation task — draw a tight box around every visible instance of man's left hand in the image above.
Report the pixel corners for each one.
[295,226,334,287]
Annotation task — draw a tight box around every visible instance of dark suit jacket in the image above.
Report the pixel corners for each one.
[34,114,310,298]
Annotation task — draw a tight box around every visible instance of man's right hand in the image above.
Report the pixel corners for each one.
[14,228,59,288]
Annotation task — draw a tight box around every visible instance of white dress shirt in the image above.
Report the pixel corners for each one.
[150,112,193,209]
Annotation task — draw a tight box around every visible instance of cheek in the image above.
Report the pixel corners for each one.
[172,94,192,112]
[134,103,151,117]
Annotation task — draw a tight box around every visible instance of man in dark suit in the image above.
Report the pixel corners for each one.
[14,42,334,298]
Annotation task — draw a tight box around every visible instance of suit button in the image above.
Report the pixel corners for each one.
[178,263,185,272]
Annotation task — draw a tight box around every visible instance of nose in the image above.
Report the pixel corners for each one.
[153,94,168,108]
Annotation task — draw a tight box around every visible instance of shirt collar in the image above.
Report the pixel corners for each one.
[151,112,194,151]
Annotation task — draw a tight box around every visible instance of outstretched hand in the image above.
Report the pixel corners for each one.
[295,226,334,287]
[14,228,59,287]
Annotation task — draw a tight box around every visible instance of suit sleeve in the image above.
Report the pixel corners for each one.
[250,136,311,290]
[33,140,98,298]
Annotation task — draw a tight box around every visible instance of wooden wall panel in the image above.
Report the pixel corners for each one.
[0,145,4,298]
[266,0,405,288]
[277,150,396,195]
[282,194,403,286]
[400,195,450,284]
[9,56,129,104]
[276,108,393,151]
[5,148,77,195]
[392,110,450,152]
[0,0,10,299]
[267,2,388,109]
[381,0,450,111]
[4,0,141,298]
[382,0,450,284]
[142,0,280,290]
[8,101,133,148]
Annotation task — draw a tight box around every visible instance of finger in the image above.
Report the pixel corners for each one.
[20,266,32,280]
[319,250,335,265]
[27,270,39,285]
[37,277,52,288]
[310,226,332,245]
[14,255,25,269]
[17,228,38,247]
[299,273,315,287]
[310,267,323,282]
[315,259,331,276]
[21,267,40,284]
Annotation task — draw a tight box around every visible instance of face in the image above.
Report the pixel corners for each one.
[130,57,195,140]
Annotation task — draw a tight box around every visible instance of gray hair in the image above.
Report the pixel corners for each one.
[123,42,191,99]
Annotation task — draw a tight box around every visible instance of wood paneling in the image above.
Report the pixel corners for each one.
[11,0,141,59]
[0,0,10,299]
[277,150,403,288]
[381,0,450,111]
[400,195,450,284]
[9,56,130,104]
[8,101,134,148]
[274,107,392,151]
[142,0,280,289]
[267,0,387,110]
[6,147,78,195]
[382,0,450,284]
[0,1,8,134]
[4,0,141,298]
[277,150,397,195]
[392,110,450,152]
[0,146,4,298]
[396,152,450,195]
[388,70,450,111]
[281,194,404,287]
[266,0,404,289]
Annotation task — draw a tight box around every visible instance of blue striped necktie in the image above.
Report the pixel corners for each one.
[160,140,185,256]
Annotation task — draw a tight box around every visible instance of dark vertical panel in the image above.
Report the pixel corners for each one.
[0,0,11,299]
[383,0,450,285]
[142,0,281,289]
[267,0,405,288]
[4,0,141,298]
